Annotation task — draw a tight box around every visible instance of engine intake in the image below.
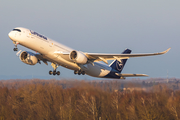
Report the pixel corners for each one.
[19,51,38,65]
[69,50,88,64]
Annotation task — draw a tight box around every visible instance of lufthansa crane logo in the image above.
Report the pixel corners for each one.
[116,60,124,71]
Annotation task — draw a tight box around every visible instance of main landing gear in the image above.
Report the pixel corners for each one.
[13,41,19,51]
[49,63,60,76]
[49,70,60,75]
[74,70,85,75]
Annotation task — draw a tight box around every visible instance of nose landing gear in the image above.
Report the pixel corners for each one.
[49,63,60,76]
[13,41,19,51]
[13,48,18,51]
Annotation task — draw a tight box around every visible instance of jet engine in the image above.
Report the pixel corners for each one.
[19,51,38,65]
[69,50,88,64]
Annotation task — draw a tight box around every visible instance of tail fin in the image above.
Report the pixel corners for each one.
[110,49,131,73]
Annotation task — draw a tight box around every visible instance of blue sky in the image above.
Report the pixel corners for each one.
[0,0,179,80]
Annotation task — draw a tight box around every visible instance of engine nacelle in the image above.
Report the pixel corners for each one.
[69,50,88,64]
[19,51,38,65]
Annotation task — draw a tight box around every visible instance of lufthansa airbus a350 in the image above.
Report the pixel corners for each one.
[8,27,170,79]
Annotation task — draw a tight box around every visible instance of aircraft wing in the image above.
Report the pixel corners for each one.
[85,48,171,62]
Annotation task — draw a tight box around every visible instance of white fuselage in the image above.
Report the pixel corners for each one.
[8,27,112,78]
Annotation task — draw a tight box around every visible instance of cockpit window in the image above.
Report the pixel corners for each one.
[13,29,21,32]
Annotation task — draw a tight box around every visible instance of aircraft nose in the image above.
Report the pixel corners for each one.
[8,31,14,40]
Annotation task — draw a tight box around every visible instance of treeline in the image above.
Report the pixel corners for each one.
[0,79,180,120]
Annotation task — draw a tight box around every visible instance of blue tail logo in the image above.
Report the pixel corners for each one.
[116,59,124,71]
[104,48,132,78]
[110,49,131,73]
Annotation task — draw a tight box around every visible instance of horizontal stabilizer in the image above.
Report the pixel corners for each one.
[115,73,148,77]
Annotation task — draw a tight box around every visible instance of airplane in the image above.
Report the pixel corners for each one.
[8,27,171,79]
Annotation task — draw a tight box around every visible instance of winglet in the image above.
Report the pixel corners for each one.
[154,47,171,55]
[162,48,171,54]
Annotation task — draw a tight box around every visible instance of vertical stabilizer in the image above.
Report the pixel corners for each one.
[110,49,131,73]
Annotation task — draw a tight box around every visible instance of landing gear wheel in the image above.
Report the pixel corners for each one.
[82,71,85,75]
[53,71,56,75]
[74,70,85,75]
[57,71,60,75]
[74,70,78,74]
[78,71,81,75]
[13,48,18,51]
[49,70,53,75]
